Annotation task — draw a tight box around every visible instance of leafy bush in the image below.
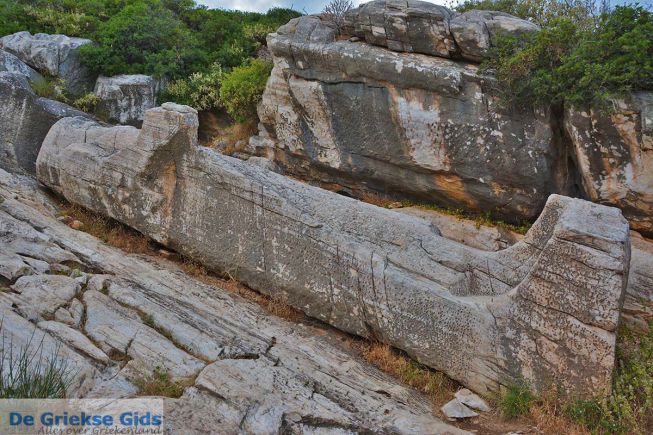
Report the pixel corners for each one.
[161,63,223,111]
[219,59,272,122]
[79,0,204,79]
[72,92,100,113]
[454,0,610,27]
[482,5,653,108]
[0,329,76,398]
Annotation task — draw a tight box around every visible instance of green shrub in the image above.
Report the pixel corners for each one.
[79,0,205,79]
[161,62,223,111]
[219,59,272,123]
[454,0,610,27]
[500,380,535,418]
[0,329,76,398]
[2,2,299,91]
[482,5,653,108]
[72,92,100,113]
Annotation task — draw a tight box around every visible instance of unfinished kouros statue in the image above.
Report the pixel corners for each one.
[37,104,630,398]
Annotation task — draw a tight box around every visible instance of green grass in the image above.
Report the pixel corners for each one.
[500,380,536,418]
[0,328,76,398]
[29,77,68,102]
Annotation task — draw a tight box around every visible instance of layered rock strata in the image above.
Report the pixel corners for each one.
[253,14,566,222]
[253,10,653,235]
[37,105,630,398]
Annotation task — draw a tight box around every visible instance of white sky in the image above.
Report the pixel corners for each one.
[196,0,452,14]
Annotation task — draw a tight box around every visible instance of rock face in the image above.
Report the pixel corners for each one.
[624,232,653,332]
[0,72,88,174]
[254,12,653,236]
[0,31,93,94]
[252,15,565,222]
[0,49,43,83]
[94,75,156,126]
[564,93,653,235]
[0,168,462,434]
[342,1,539,61]
[37,105,630,398]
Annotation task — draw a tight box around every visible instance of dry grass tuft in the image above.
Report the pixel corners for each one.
[529,391,589,435]
[133,366,191,398]
[359,342,458,406]
[207,120,257,155]
[59,204,150,254]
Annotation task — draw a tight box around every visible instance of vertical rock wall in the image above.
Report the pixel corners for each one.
[252,5,653,235]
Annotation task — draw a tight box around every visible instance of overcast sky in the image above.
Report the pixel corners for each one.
[196,0,649,14]
[196,0,450,14]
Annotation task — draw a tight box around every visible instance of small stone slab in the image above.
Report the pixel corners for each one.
[441,398,479,419]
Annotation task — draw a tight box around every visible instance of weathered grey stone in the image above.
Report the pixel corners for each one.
[0,252,33,281]
[37,106,630,398]
[0,31,93,94]
[0,72,89,174]
[54,306,77,326]
[564,93,653,235]
[343,0,457,57]
[405,204,653,333]
[69,298,84,327]
[38,320,110,364]
[94,75,156,126]
[20,255,50,273]
[450,10,539,62]
[441,399,478,419]
[624,232,653,332]
[83,289,204,379]
[10,274,81,321]
[0,49,44,83]
[454,388,490,412]
[341,2,538,61]
[246,155,282,173]
[0,169,463,434]
[397,206,523,251]
[256,16,565,222]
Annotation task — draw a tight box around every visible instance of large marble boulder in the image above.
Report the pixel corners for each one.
[37,105,630,399]
[341,1,539,60]
[252,15,565,222]
[343,0,457,57]
[0,31,94,94]
[564,92,653,235]
[94,74,156,126]
[450,10,540,61]
[0,49,43,83]
[0,72,88,174]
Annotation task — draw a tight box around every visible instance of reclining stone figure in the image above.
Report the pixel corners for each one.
[36,104,630,398]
